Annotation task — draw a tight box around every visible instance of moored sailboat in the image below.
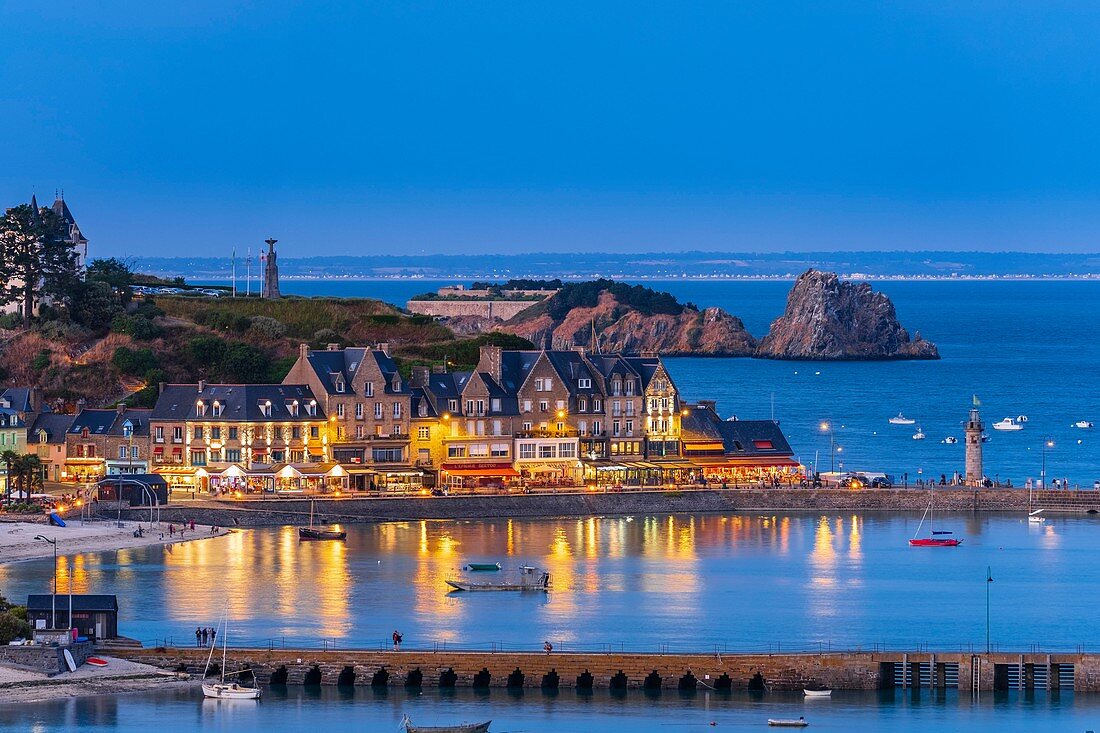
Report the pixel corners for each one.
[202,606,261,700]
[909,488,962,547]
[299,500,347,541]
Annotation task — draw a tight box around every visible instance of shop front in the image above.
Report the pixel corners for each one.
[372,466,425,494]
[63,458,105,484]
[687,456,803,486]
[440,462,520,492]
[273,463,349,493]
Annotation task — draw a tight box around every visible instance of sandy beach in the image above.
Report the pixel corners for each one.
[0,520,232,564]
[0,655,194,703]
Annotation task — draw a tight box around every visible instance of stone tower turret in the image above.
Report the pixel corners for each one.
[965,405,983,486]
[262,238,281,299]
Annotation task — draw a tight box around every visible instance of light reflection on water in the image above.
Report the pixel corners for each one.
[2,512,1098,651]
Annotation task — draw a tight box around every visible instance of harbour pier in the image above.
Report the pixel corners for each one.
[106,647,1100,693]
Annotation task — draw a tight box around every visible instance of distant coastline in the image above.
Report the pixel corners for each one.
[193,274,1100,282]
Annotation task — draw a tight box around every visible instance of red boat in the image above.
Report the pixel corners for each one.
[85,657,109,667]
[909,537,962,547]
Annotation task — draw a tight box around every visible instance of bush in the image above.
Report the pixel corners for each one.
[0,611,31,645]
[312,328,345,347]
[31,350,50,371]
[195,309,251,333]
[248,316,287,339]
[221,343,270,383]
[130,299,165,320]
[0,313,22,329]
[112,346,158,376]
[112,315,162,340]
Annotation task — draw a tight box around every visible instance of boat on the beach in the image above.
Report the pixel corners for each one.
[463,562,502,572]
[1074,420,1094,429]
[85,656,109,667]
[909,490,962,547]
[768,718,808,728]
[446,565,550,592]
[202,606,261,700]
[401,715,491,733]
[992,417,1024,431]
[889,413,915,425]
[299,500,347,542]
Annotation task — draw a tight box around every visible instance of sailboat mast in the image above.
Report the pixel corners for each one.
[221,605,228,682]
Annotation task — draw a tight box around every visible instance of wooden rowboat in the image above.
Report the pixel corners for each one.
[401,715,491,732]
[85,656,109,667]
[768,718,808,727]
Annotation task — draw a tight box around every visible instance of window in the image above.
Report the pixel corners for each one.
[212,401,223,417]
[593,399,602,412]
[544,378,552,391]
[355,403,364,419]
[625,379,635,396]
[226,449,241,463]
[118,446,127,459]
[290,450,304,463]
[522,421,532,432]
[122,421,133,438]
[519,444,536,459]
[626,402,635,416]
[307,401,317,417]
[448,399,458,413]
[336,426,345,440]
[131,445,139,459]
[271,450,285,462]
[593,420,602,435]
[613,420,620,436]
[373,447,404,463]
[155,426,164,442]
[209,449,222,463]
[448,445,466,458]
[365,382,374,397]
[288,401,299,417]
[578,420,587,435]
[196,401,206,417]
[356,425,364,439]
[211,427,221,440]
[626,419,634,435]
[534,378,544,391]
[491,398,501,412]
[559,443,576,458]
[374,403,383,419]
[260,401,272,417]
[491,442,509,457]
[393,403,402,418]
[190,451,206,466]
[391,425,401,436]
[193,426,203,440]
[476,400,485,416]
[469,443,489,457]
[337,404,345,418]
[753,440,775,450]
[578,399,586,412]
[612,379,621,395]
[539,400,549,413]
[228,427,238,440]
[522,400,532,413]
[492,420,502,436]
[418,426,430,440]
[310,426,319,439]
[335,378,345,393]
[173,427,183,442]
[465,400,474,415]
[538,444,556,458]
[578,378,591,389]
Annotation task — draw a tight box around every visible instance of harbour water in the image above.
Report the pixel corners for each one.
[1,686,1096,733]
[204,278,1100,485]
[2,513,1098,652]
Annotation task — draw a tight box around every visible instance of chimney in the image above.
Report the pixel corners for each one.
[698,400,716,413]
[28,387,40,414]
[198,380,206,393]
[327,343,340,351]
[159,382,167,395]
[431,365,446,374]
[410,366,430,388]
[299,343,309,360]
[477,345,503,383]
[572,345,586,356]
[377,342,390,357]
[116,403,127,415]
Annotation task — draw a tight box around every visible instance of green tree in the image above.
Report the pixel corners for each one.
[0,203,81,326]
[86,257,134,292]
[70,280,126,331]
[0,450,18,501]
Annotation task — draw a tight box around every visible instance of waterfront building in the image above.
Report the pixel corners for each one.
[149,382,335,493]
[63,405,151,483]
[679,401,798,483]
[29,413,74,483]
[283,343,417,491]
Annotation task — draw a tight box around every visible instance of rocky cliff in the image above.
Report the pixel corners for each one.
[756,270,939,360]
[501,291,758,356]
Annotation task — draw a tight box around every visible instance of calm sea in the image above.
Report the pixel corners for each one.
[202,278,1100,485]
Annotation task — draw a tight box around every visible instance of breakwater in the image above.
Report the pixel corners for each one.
[108,646,1100,692]
[104,487,1100,527]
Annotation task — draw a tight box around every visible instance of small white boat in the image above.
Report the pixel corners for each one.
[981,433,992,443]
[202,605,261,700]
[912,426,925,440]
[803,686,832,697]
[942,436,958,444]
[768,718,808,728]
[446,566,550,592]
[402,715,491,733]
[992,417,1024,431]
[1028,509,1046,524]
[889,413,916,425]
[1017,415,1029,423]
[1074,421,1094,429]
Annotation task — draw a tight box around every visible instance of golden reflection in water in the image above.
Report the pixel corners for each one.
[810,515,837,587]
[779,516,791,555]
[1040,523,1061,550]
[506,519,515,556]
[848,514,863,563]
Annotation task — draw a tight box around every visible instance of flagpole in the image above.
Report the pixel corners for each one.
[232,249,237,297]
[246,247,251,297]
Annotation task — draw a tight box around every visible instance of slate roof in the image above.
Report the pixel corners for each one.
[69,409,117,435]
[27,594,118,612]
[303,348,409,395]
[716,420,794,457]
[545,351,601,396]
[31,413,76,444]
[150,384,325,422]
[0,387,44,414]
[410,387,439,419]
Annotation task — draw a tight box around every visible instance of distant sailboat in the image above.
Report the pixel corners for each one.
[909,487,962,547]
[889,413,916,425]
[298,500,347,541]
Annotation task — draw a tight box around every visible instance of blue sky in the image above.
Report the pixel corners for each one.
[3,1,1100,257]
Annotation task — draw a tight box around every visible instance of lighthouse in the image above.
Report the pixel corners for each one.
[965,401,984,486]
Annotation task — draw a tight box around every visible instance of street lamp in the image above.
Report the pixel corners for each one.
[820,422,839,473]
[1041,437,1054,489]
[986,566,994,653]
[33,535,57,629]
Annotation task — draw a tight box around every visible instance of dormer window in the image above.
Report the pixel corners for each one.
[365,382,374,397]
[122,420,134,438]
[287,400,299,417]
[212,401,223,417]
[392,374,401,392]
[260,400,272,418]
[334,375,345,393]
[81,427,90,438]
[38,430,47,444]
[196,400,206,417]
[578,378,592,389]
[625,379,635,395]
[306,400,317,417]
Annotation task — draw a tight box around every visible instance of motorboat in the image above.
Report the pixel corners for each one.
[1074,421,1094,429]
[463,562,502,572]
[909,489,963,547]
[446,565,550,592]
[768,719,809,728]
[981,433,992,443]
[992,417,1024,431]
[912,426,925,440]
[402,715,491,732]
[942,436,958,444]
[889,413,916,425]
[298,500,347,541]
[1017,415,1029,423]
[202,606,261,700]
[1028,509,1046,524]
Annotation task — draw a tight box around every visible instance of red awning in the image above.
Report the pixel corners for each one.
[443,468,520,477]
[153,447,164,454]
[692,457,801,469]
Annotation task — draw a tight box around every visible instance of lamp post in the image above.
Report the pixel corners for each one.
[1041,437,1054,489]
[986,566,994,653]
[819,422,839,474]
[33,535,57,628]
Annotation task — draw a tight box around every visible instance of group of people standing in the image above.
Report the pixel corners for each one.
[195,626,218,647]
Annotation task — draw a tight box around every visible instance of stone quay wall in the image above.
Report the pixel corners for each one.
[100,487,1100,527]
[0,641,94,675]
[406,300,534,320]
[110,647,1100,692]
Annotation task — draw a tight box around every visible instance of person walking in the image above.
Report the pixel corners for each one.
[392,630,402,651]
[195,627,202,647]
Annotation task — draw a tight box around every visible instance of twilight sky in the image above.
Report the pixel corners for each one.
[3,1,1100,258]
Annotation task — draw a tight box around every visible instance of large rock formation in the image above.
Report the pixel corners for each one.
[756,270,938,360]
[501,291,757,356]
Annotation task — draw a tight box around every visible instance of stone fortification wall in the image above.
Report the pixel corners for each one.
[0,641,93,674]
[106,487,1067,528]
[406,300,534,320]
